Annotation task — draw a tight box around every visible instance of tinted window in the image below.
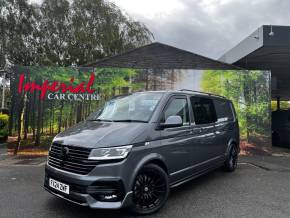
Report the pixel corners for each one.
[163,98,190,125]
[190,97,217,124]
[214,100,234,123]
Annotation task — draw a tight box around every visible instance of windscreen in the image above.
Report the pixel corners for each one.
[88,92,163,122]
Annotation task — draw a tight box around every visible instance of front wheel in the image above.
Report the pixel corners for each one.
[223,145,238,172]
[129,164,169,215]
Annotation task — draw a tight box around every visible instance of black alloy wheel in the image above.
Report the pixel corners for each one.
[224,145,238,172]
[130,164,169,215]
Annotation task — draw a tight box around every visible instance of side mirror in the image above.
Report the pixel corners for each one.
[160,115,183,129]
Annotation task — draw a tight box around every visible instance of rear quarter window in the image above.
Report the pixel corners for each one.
[190,97,217,125]
[214,99,234,123]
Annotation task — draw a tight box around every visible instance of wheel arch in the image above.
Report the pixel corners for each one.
[226,138,240,157]
[146,159,168,175]
[128,153,168,191]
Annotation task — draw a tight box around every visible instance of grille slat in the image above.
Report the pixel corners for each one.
[48,143,98,175]
[49,157,97,168]
[51,143,91,154]
[49,162,88,174]
[51,148,90,156]
[49,150,60,156]
[52,147,90,155]
[64,151,89,157]
[51,156,97,164]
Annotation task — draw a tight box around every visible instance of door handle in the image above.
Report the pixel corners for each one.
[195,128,203,133]
[191,128,203,134]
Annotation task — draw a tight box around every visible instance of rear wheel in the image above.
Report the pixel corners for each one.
[129,164,169,215]
[223,145,238,172]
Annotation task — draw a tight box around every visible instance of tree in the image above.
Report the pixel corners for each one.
[2,0,153,149]
[0,0,153,67]
[39,0,72,66]
[69,0,153,65]
[0,0,7,69]
[3,0,39,66]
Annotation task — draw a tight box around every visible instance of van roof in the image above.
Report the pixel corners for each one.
[133,90,228,101]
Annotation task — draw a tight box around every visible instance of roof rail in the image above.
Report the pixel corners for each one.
[178,89,226,99]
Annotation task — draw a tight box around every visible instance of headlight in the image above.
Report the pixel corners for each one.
[88,145,132,160]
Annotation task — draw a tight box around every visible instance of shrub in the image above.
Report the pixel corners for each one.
[0,113,9,139]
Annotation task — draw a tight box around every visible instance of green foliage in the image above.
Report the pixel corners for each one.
[201,70,271,139]
[271,101,289,111]
[95,68,141,92]
[0,113,9,138]
[0,0,153,67]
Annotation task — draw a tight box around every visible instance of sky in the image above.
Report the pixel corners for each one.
[31,0,290,59]
[109,0,290,59]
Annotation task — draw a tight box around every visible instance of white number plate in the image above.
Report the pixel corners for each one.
[49,178,70,194]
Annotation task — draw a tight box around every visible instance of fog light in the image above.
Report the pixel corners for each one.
[104,194,118,200]
[97,193,119,202]
[89,181,125,202]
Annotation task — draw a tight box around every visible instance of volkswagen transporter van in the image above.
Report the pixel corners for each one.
[44,90,240,215]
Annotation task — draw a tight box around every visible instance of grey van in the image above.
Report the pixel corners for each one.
[44,90,240,215]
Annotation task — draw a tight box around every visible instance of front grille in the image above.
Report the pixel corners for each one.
[48,142,98,175]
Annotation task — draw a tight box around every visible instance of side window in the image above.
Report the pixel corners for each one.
[162,98,190,125]
[214,100,234,123]
[190,97,217,125]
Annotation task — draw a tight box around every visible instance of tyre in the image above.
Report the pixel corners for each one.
[129,164,169,215]
[223,145,238,172]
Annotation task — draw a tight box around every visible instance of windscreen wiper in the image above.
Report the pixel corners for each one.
[88,119,114,122]
[112,119,147,123]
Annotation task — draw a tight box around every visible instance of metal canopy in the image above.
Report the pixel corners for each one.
[86,42,239,70]
[220,25,290,100]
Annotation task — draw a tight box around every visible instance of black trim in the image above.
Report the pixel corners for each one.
[170,157,225,188]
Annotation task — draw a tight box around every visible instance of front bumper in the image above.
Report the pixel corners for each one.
[44,164,133,209]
